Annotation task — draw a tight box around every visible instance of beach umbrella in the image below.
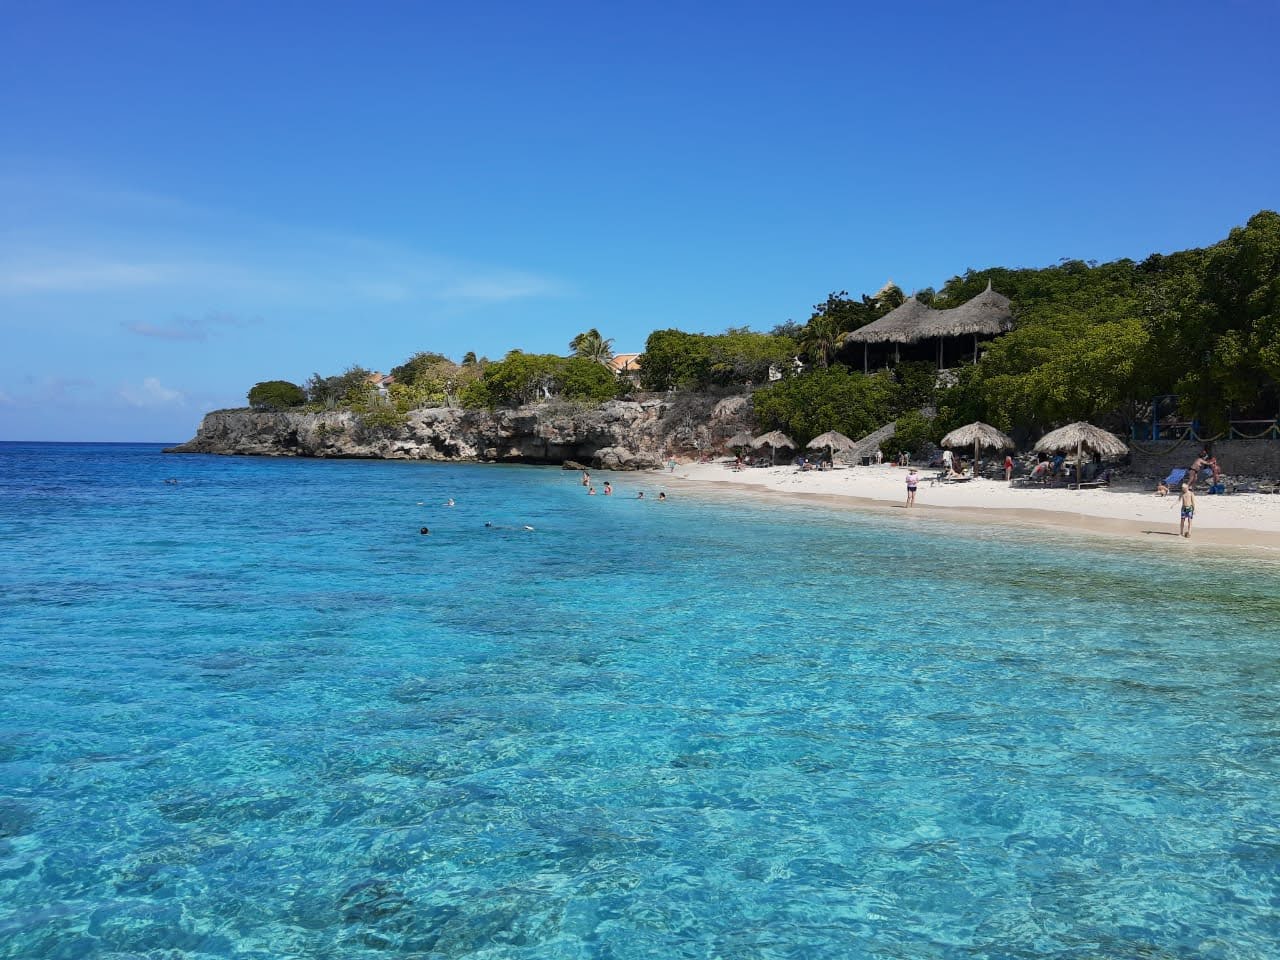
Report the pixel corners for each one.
[805,430,857,463]
[940,421,1014,473]
[725,430,755,453]
[752,430,796,466]
[1034,422,1127,490]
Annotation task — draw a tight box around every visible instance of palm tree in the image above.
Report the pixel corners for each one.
[569,328,615,364]
[800,314,842,368]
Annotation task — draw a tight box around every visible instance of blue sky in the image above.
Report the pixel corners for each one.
[2,1,1277,441]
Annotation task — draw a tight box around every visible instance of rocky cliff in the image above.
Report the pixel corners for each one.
[165,395,754,469]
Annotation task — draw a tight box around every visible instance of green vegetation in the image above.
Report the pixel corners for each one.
[247,380,306,411]
[389,352,483,409]
[924,210,1280,434]
[569,328,614,363]
[239,211,1279,441]
[459,352,620,409]
[752,368,898,444]
[639,328,797,390]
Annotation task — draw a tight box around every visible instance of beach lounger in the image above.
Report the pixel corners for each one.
[1164,467,1188,488]
[1077,467,1114,489]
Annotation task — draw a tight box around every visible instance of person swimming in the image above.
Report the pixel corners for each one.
[446,498,455,507]
[657,491,666,501]
[637,491,645,499]
[419,527,430,535]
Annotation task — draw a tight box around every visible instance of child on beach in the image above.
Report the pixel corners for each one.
[1178,483,1195,538]
[905,468,919,507]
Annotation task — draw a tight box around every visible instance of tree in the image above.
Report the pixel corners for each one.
[390,352,453,387]
[569,328,615,363]
[751,368,898,445]
[247,380,306,411]
[460,352,620,408]
[305,366,373,408]
[799,312,841,368]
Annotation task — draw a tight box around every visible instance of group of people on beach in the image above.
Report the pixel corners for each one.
[581,471,665,501]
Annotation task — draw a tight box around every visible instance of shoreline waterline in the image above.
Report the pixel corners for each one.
[665,464,1280,557]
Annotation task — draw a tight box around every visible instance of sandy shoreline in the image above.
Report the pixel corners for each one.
[664,461,1280,554]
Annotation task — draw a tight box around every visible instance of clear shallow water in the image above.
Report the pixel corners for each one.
[1,442,1278,960]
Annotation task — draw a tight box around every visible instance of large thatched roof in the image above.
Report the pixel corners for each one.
[752,430,796,450]
[1034,422,1128,458]
[940,422,1014,451]
[843,282,1014,345]
[842,296,935,344]
[724,431,754,449]
[805,430,857,453]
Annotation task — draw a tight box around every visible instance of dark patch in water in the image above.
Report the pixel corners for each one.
[0,801,35,839]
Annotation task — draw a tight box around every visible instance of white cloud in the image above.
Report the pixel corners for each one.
[0,176,568,307]
[123,312,259,341]
[0,259,190,293]
[437,272,565,302]
[119,377,186,408]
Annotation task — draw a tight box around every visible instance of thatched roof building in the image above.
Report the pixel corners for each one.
[841,296,936,345]
[842,282,1014,370]
[844,283,1013,345]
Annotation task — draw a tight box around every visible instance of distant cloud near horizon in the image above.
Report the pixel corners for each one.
[119,377,185,408]
[123,312,259,342]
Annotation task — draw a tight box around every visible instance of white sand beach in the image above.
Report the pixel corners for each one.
[667,461,1280,552]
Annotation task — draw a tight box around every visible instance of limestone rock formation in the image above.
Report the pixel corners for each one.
[166,395,754,469]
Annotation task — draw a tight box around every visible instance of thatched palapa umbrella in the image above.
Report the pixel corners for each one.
[940,422,1014,473]
[806,430,857,463]
[752,430,796,466]
[725,431,755,453]
[1034,422,1127,490]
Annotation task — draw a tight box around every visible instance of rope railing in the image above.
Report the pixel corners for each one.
[1132,419,1279,444]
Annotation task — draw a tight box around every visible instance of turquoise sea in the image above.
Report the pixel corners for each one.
[1,442,1278,960]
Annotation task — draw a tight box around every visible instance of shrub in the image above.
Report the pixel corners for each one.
[247,380,306,411]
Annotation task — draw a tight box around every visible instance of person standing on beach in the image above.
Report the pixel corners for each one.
[905,468,919,507]
[1178,482,1195,538]
[1004,454,1014,482]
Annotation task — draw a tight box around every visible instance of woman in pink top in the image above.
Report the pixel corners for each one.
[905,468,919,507]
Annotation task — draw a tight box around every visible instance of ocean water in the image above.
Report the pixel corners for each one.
[1,442,1278,960]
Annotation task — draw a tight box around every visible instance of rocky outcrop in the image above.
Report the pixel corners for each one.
[165,395,754,469]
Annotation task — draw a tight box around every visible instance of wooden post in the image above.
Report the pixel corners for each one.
[973,334,978,364]
[1076,439,1082,490]
[863,344,868,375]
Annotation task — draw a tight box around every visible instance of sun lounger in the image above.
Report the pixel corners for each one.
[1077,467,1114,489]
[1164,467,1188,488]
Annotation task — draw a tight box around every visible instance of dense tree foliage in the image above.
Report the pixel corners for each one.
[247,380,306,411]
[751,368,898,445]
[460,352,620,408]
[925,211,1280,433]
[640,328,797,390]
[305,366,373,409]
[389,352,483,408]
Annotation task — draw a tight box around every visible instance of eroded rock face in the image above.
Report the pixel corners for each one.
[166,396,754,469]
